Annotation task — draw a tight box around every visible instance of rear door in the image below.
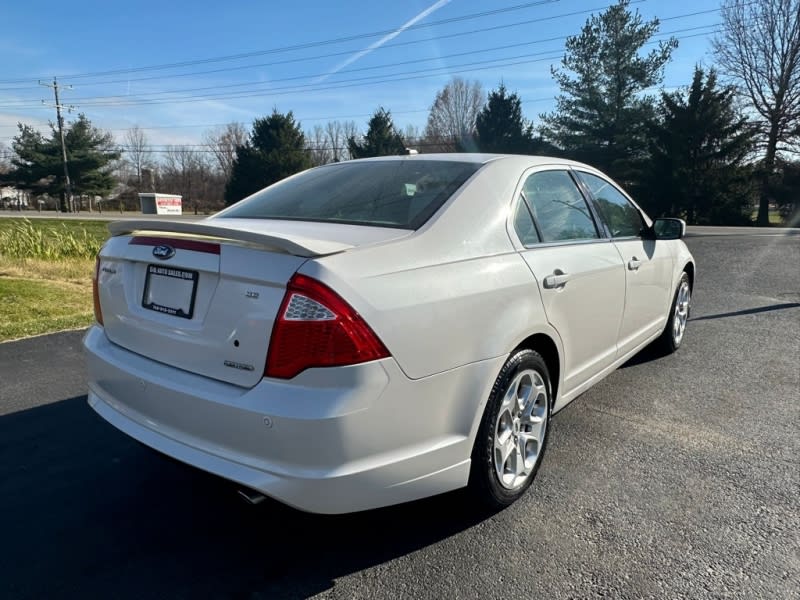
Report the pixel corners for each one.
[513,168,626,393]
[575,170,675,355]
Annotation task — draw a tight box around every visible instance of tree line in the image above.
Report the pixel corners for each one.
[1,0,797,224]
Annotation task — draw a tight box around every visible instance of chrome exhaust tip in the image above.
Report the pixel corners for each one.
[237,488,267,505]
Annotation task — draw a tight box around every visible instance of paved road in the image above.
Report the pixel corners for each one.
[0,210,207,222]
[1,231,798,599]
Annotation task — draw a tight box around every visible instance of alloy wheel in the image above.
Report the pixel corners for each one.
[493,369,548,490]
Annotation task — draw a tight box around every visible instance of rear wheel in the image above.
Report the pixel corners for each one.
[658,272,691,353]
[470,349,551,509]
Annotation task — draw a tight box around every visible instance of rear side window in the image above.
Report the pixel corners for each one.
[219,160,482,229]
[522,170,599,242]
[513,195,541,246]
[577,171,644,238]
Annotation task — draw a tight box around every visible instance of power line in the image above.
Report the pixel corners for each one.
[0,0,735,147]
[0,1,732,92]
[0,25,718,111]
[68,42,577,100]
[0,0,560,85]
[0,1,654,92]
[0,53,566,109]
[0,0,744,119]
[0,78,691,155]
[0,0,736,91]
[106,24,720,100]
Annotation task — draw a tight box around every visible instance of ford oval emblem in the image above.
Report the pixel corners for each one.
[152,244,176,260]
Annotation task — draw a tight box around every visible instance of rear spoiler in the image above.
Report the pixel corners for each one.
[108,220,353,258]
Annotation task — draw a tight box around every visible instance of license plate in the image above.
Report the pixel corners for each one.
[142,264,198,319]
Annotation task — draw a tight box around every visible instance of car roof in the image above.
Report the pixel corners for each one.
[343,153,590,168]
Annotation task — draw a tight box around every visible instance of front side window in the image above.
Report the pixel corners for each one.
[218,160,481,229]
[577,171,644,238]
[522,170,599,243]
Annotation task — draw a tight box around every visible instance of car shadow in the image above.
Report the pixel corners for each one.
[0,395,489,599]
[619,342,670,369]
[690,302,800,322]
[620,301,800,370]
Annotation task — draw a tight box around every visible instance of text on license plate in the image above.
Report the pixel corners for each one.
[142,265,198,319]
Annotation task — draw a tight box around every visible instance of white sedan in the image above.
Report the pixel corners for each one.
[84,154,694,514]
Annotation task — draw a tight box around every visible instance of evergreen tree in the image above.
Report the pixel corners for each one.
[348,108,405,158]
[5,125,59,196]
[225,110,311,206]
[64,114,119,199]
[540,0,677,181]
[642,67,756,225]
[471,84,540,154]
[5,115,119,210]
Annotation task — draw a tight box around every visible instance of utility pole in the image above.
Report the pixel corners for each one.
[40,77,74,213]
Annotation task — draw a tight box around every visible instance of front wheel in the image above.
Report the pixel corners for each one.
[658,272,691,354]
[470,349,551,509]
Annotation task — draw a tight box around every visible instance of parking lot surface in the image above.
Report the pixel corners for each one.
[1,229,798,599]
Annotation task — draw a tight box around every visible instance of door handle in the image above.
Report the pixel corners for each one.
[543,271,570,289]
[628,257,642,271]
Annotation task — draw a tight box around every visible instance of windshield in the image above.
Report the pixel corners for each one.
[218,160,481,229]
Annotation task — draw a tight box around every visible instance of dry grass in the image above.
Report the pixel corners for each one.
[0,257,95,283]
[0,218,104,259]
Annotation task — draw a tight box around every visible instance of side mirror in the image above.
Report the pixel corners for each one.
[652,218,686,240]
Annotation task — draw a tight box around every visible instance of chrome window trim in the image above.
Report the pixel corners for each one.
[518,237,615,250]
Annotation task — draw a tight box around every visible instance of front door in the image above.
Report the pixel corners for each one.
[575,171,675,356]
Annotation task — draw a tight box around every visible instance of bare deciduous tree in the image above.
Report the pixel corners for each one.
[159,146,225,213]
[324,120,359,162]
[0,142,10,173]
[123,126,152,190]
[203,122,247,180]
[424,77,484,151]
[308,124,333,166]
[403,124,422,150]
[713,0,800,225]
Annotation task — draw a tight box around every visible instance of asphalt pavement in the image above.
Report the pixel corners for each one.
[0,210,207,222]
[0,230,798,599]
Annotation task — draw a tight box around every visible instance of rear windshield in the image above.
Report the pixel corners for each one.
[218,160,482,229]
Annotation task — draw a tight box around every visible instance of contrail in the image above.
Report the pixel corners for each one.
[314,0,453,83]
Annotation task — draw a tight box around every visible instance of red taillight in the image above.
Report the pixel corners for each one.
[92,256,104,326]
[265,274,389,379]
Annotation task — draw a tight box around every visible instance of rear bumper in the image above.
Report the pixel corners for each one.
[83,326,502,513]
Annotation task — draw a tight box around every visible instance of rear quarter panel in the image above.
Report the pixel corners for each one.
[306,159,557,381]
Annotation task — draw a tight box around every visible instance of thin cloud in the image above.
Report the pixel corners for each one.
[314,0,453,83]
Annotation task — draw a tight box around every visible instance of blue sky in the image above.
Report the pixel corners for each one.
[0,0,724,150]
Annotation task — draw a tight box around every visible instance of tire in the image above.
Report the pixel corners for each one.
[658,271,691,354]
[470,349,552,510]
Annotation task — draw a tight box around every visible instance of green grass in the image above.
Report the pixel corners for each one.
[0,218,107,341]
[750,209,789,226]
[0,277,93,342]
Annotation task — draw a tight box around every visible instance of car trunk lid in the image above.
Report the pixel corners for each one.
[97,220,409,388]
